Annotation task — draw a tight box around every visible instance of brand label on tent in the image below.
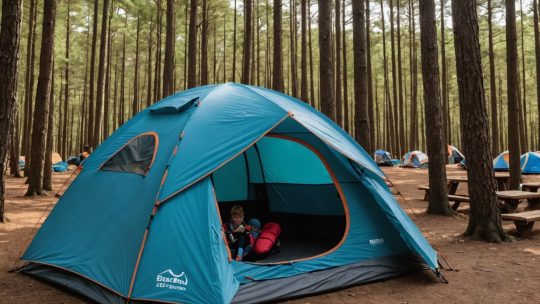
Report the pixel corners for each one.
[156,270,188,291]
[369,238,384,246]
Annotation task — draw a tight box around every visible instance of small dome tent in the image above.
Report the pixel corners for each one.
[401,151,429,168]
[493,151,510,171]
[447,145,465,164]
[16,83,439,304]
[373,149,395,166]
[521,152,540,174]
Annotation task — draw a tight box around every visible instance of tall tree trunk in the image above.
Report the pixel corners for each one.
[147,22,153,106]
[113,49,118,131]
[308,0,315,105]
[397,1,406,154]
[352,0,371,152]
[187,0,198,88]
[535,0,540,150]
[419,0,450,215]
[381,0,394,153]
[506,0,521,190]
[318,0,335,121]
[389,0,400,156]
[440,0,449,146]
[163,0,175,95]
[22,0,37,160]
[300,0,308,101]
[272,0,284,91]
[335,0,342,125]
[133,14,140,116]
[103,6,113,140]
[452,0,508,242]
[366,1,374,147]
[87,0,99,148]
[242,0,253,84]
[0,0,23,221]
[62,0,70,160]
[23,0,39,178]
[223,13,227,82]
[290,0,298,96]
[409,0,418,150]
[519,0,528,152]
[488,0,499,157]
[26,0,57,196]
[10,109,22,178]
[43,66,55,192]
[202,0,210,85]
[155,1,162,99]
[343,0,349,132]
[120,26,126,126]
[93,0,110,147]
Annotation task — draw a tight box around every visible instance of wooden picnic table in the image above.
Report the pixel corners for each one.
[521,182,540,192]
[446,173,510,195]
[496,190,540,213]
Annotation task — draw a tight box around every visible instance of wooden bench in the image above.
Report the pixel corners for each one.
[418,185,430,201]
[501,210,540,237]
[448,194,470,211]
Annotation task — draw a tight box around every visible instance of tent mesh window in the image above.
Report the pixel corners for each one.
[100,134,157,175]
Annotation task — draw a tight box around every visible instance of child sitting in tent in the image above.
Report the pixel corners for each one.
[224,205,260,261]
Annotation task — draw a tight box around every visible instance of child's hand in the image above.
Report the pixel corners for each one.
[235,225,246,233]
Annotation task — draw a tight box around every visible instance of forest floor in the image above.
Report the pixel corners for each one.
[1,165,540,303]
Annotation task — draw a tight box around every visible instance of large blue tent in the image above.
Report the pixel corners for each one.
[17,83,438,304]
[521,152,540,174]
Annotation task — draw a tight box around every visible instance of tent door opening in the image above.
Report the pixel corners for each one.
[212,135,347,263]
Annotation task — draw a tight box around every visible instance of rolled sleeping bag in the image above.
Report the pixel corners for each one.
[253,222,281,255]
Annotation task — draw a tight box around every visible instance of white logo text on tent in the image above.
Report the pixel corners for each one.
[156,270,188,291]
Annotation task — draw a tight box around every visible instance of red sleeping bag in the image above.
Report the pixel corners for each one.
[253,222,281,255]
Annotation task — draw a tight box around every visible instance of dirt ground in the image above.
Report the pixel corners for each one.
[1,165,539,304]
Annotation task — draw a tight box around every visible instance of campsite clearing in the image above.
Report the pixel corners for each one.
[1,166,539,303]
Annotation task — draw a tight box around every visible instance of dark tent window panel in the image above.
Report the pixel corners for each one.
[100,133,158,176]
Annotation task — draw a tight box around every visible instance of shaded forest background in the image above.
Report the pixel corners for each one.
[4,0,539,166]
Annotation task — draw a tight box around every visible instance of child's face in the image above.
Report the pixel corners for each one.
[231,214,243,225]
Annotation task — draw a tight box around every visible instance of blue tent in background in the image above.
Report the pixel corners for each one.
[373,149,396,166]
[17,83,439,304]
[521,152,540,174]
[401,151,429,168]
[493,151,510,171]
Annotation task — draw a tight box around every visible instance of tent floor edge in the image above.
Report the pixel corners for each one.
[19,262,126,304]
[231,253,430,304]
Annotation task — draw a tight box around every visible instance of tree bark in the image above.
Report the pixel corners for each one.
[87,0,99,148]
[335,0,342,125]
[488,0,499,157]
[505,0,521,190]
[43,66,55,192]
[163,0,175,95]
[534,0,540,150]
[397,1,406,154]
[343,0,349,132]
[389,0,400,156]
[272,0,284,91]
[308,0,315,105]
[22,0,37,160]
[419,0,451,215]
[380,0,393,153]
[352,0,371,152]
[318,0,335,121]
[409,0,418,150]
[187,0,198,88]
[201,0,209,85]
[0,0,23,221]
[451,0,509,242]
[133,14,140,116]
[300,0,308,101]
[367,1,374,146]
[93,0,109,147]
[440,0,449,146]
[290,0,298,96]
[242,0,253,84]
[10,109,22,178]
[62,0,70,160]
[518,0,528,152]
[26,0,57,196]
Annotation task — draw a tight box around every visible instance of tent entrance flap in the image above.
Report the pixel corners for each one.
[212,135,347,264]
